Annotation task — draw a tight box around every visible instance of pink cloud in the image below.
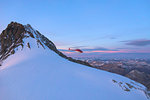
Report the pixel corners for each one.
[91,50,123,53]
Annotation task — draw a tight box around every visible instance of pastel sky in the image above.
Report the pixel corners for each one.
[0,0,150,56]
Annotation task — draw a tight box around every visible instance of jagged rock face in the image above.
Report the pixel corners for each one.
[0,22,26,61]
[0,22,24,53]
[0,22,47,62]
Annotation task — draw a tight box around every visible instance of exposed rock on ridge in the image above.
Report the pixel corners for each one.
[0,22,92,68]
[0,22,26,61]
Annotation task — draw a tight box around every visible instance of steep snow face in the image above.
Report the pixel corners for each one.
[0,23,149,100]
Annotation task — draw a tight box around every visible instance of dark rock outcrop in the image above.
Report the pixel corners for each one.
[0,22,25,61]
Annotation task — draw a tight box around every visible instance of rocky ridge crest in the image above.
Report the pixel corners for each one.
[0,22,91,67]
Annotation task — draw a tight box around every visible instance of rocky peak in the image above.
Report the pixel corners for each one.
[0,22,92,68]
[0,22,59,63]
[0,22,25,53]
[0,22,45,62]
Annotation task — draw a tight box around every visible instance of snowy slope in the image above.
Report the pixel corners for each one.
[0,23,149,100]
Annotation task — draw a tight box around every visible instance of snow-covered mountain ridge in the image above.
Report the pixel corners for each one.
[0,22,149,100]
[0,22,91,67]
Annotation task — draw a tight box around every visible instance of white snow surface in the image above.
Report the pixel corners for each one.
[0,34,149,100]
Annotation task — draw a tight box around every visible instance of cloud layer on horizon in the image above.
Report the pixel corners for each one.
[122,39,150,46]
